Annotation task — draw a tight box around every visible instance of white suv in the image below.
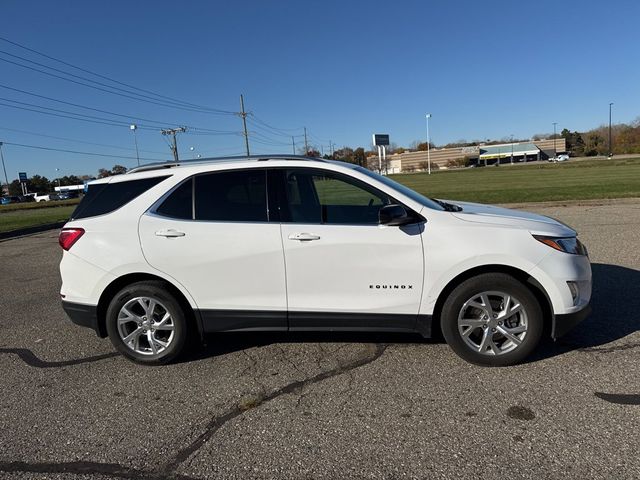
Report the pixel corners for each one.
[59,156,591,366]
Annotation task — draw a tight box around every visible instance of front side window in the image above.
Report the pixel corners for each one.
[194,169,267,222]
[280,169,391,224]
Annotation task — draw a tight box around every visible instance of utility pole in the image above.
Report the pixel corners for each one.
[292,136,296,154]
[609,102,614,157]
[161,127,186,162]
[304,127,308,155]
[239,94,250,156]
[0,142,9,190]
[329,141,334,157]
[552,122,557,159]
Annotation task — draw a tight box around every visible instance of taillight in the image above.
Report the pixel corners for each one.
[59,228,85,251]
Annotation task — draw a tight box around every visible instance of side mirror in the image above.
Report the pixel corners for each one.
[379,204,412,226]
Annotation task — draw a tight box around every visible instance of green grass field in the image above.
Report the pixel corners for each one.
[1,157,638,234]
[389,157,640,204]
[0,205,77,232]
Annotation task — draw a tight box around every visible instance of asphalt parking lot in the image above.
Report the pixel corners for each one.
[1,199,639,480]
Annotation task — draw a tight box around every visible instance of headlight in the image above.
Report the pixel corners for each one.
[533,235,588,256]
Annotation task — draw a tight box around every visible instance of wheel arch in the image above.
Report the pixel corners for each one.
[431,264,553,339]
[96,272,203,340]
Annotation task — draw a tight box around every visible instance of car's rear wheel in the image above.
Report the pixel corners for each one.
[440,273,543,366]
[106,281,188,365]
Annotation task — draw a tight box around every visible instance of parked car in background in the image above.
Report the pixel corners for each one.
[17,195,35,203]
[34,193,51,202]
[59,155,592,367]
[556,154,570,162]
[1,196,23,205]
[58,191,80,200]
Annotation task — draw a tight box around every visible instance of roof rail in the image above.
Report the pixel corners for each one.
[126,154,323,174]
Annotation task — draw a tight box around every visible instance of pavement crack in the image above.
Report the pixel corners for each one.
[0,347,118,368]
[163,343,387,472]
[0,460,200,480]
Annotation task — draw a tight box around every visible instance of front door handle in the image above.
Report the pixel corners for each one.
[155,229,186,238]
[288,232,321,241]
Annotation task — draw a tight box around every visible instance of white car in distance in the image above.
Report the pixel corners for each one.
[59,155,592,366]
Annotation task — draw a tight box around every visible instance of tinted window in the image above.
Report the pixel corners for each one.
[72,176,169,220]
[281,169,390,224]
[195,170,267,222]
[156,179,193,219]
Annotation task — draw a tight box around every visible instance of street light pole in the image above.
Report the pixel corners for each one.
[609,102,614,157]
[510,134,514,165]
[426,114,432,175]
[130,124,140,166]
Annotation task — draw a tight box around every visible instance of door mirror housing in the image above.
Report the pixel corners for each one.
[378,204,412,226]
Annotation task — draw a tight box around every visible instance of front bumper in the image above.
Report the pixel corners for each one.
[552,303,591,339]
[61,301,105,337]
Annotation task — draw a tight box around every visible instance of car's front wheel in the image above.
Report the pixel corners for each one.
[440,273,543,366]
[105,281,189,365]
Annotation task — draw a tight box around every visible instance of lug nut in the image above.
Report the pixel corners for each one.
[493,313,498,318]
[491,328,497,332]
[483,324,488,329]
[498,321,503,326]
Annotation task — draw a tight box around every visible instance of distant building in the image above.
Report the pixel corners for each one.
[370,138,567,173]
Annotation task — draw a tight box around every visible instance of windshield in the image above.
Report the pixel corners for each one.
[354,167,445,211]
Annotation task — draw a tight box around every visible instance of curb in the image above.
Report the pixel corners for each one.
[0,222,66,241]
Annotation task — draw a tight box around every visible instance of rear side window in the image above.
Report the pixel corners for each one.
[71,176,169,220]
[194,170,267,222]
[155,178,193,219]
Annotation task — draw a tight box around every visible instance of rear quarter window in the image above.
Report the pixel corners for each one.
[71,176,169,220]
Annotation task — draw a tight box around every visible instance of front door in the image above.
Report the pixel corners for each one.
[274,167,425,332]
[139,169,287,332]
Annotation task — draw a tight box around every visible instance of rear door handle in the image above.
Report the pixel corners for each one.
[155,229,186,238]
[288,232,321,241]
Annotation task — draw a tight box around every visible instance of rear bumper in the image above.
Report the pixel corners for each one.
[61,301,104,337]
[552,303,591,339]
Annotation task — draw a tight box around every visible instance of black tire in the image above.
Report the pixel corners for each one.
[106,281,189,365]
[440,273,543,367]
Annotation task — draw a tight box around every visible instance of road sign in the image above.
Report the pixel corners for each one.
[372,134,390,146]
[18,172,27,182]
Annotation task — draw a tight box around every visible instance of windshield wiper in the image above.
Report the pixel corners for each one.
[432,198,463,212]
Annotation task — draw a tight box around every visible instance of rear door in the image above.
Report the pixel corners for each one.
[274,167,425,332]
[139,169,287,332]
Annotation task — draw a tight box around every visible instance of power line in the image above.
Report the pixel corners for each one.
[246,119,305,140]
[0,97,157,130]
[0,37,237,115]
[1,141,167,162]
[0,54,237,116]
[0,98,241,136]
[0,125,172,156]
[0,100,141,128]
[0,84,240,134]
[248,115,304,137]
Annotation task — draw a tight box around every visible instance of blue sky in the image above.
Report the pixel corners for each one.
[1,0,639,180]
